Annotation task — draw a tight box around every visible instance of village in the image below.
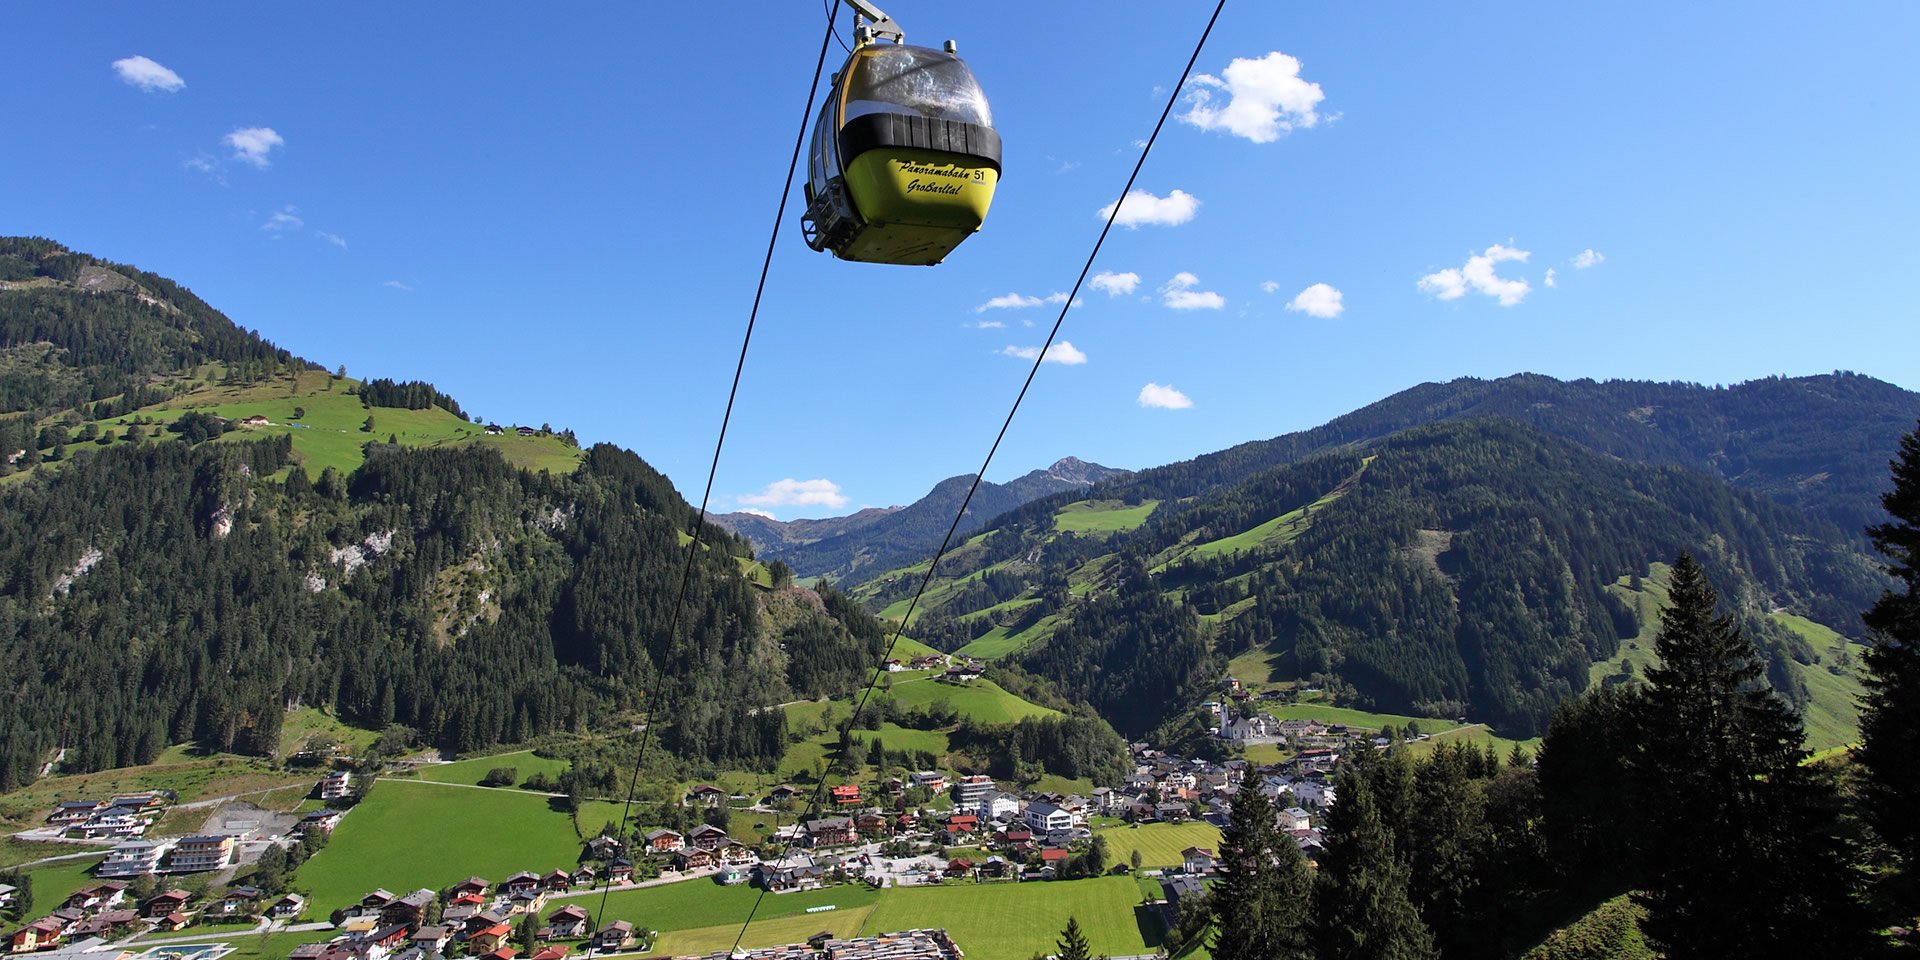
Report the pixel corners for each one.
[0,688,1388,960]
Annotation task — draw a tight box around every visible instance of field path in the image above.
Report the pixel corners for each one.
[375,776,562,798]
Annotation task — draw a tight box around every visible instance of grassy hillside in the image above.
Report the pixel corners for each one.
[296,779,583,912]
[51,370,584,479]
[1053,499,1159,534]
[865,876,1159,960]
[881,678,1058,724]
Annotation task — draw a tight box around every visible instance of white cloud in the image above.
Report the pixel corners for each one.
[317,231,347,249]
[976,291,1078,313]
[1138,383,1193,410]
[1544,267,1557,288]
[739,478,849,510]
[736,507,778,520]
[224,127,284,168]
[978,292,1043,311]
[261,206,302,232]
[999,341,1088,365]
[183,153,217,174]
[1286,282,1345,318]
[1161,272,1225,310]
[1180,52,1325,143]
[1418,243,1532,307]
[112,56,184,93]
[1098,189,1200,228]
[382,280,413,292]
[1091,271,1140,297]
[1260,280,1281,294]
[1572,248,1606,269]
[973,319,1005,329]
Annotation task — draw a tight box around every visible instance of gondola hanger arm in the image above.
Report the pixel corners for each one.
[845,0,904,44]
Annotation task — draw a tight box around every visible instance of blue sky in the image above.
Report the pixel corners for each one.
[5,2,1918,518]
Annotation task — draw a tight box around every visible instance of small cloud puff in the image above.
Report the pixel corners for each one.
[1138,383,1193,409]
[1000,342,1088,365]
[113,55,185,93]
[739,478,849,510]
[1098,189,1200,228]
[225,127,284,168]
[1418,243,1532,307]
[977,291,1078,312]
[382,280,414,292]
[1162,272,1225,310]
[1572,249,1605,269]
[1181,51,1325,143]
[1285,283,1344,318]
[1091,271,1140,296]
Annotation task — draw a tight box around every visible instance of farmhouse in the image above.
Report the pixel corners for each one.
[685,784,728,808]
[270,893,308,919]
[592,921,636,952]
[142,890,191,918]
[544,905,591,940]
[688,824,731,851]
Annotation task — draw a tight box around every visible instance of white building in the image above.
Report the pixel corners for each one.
[1277,807,1312,831]
[165,835,234,873]
[97,839,173,878]
[319,771,354,801]
[1023,801,1073,834]
[910,771,947,793]
[954,775,994,810]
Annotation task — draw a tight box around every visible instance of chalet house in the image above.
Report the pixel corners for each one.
[442,894,487,924]
[585,836,623,860]
[883,659,905,672]
[411,927,453,953]
[78,806,145,839]
[910,655,946,670]
[568,866,597,888]
[1181,847,1217,874]
[63,882,126,914]
[643,829,683,854]
[687,824,730,851]
[211,886,262,918]
[369,924,412,950]
[449,878,489,900]
[685,785,727,809]
[804,817,855,847]
[529,947,569,960]
[299,810,345,836]
[673,848,715,871]
[767,785,802,805]
[829,784,862,807]
[237,415,271,428]
[1154,801,1191,823]
[155,913,190,932]
[757,862,824,893]
[11,918,64,952]
[502,871,541,896]
[515,426,537,437]
[894,812,919,831]
[484,425,504,436]
[541,869,571,892]
[381,889,436,926]
[544,905,591,940]
[48,801,105,826]
[270,893,309,920]
[943,859,973,879]
[143,890,191,918]
[592,921,635,953]
[1164,875,1206,912]
[1292,780,1335,808]
[507,889,547,916]
[470,923,512,954]
[605,859,634,884]
[168,835,234,873]
[943,664,983,683]
[1038,848,1071,873]
[717,844,756,867]
[319,771,355,801]
[463,910,511,938]
[855,812,890,837]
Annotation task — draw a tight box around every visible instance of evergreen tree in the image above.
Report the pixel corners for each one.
[1314,766,1435,960]
[1635,552,1868,956]
[1212,776,1312,960]
[1860,421,1920,877]
[1053,916,1101,960]
[1407,743,1487,957]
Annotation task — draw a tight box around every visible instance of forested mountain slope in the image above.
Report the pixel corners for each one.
[862,418,1892,740]
[0,238,890,791]
[1053,371,1920,545]
[713,456,1126,579]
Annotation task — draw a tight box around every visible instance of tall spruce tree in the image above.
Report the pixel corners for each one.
[1408,743,1488,958]
[1053,916,1101,960]
[1860,422,1920,877]
[1314,765,1435,960]
[1636,552,1868,956]
[1211,776,1312,960]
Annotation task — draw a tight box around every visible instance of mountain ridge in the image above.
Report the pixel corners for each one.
[712,455,1128,579]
